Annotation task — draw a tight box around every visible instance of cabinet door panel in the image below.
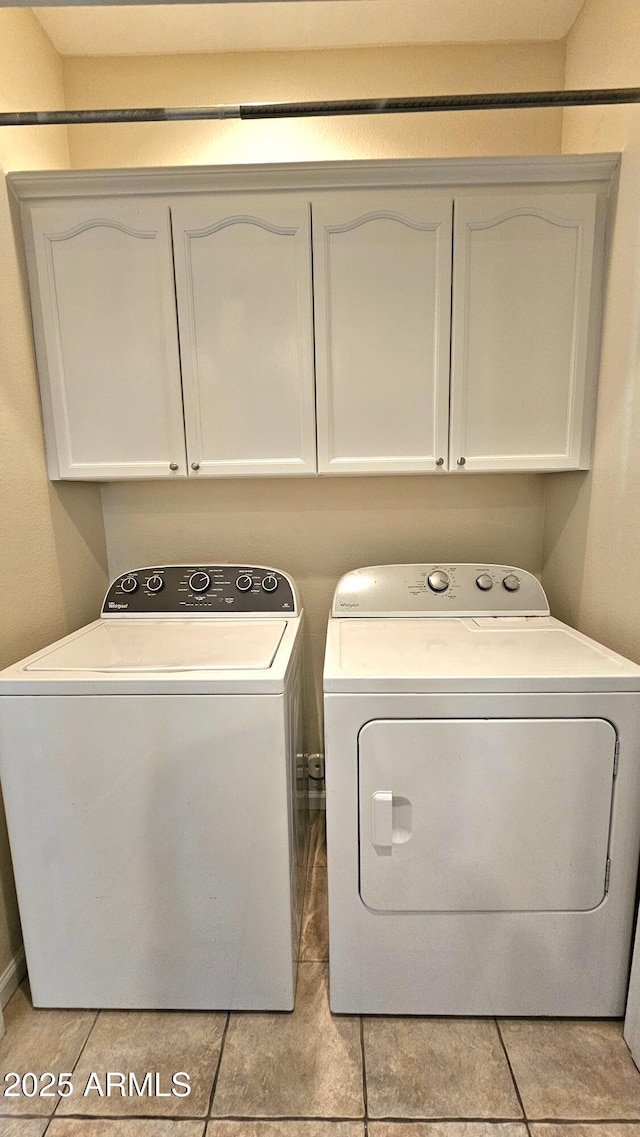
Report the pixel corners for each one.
[27,200,186,479]
[450,192,598,471]
[172,196,316,476]
[313,191,452,474]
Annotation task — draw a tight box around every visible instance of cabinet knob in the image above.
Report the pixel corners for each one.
[435,457,444,467]
[169,462,179,471]
[191,462,200,471]
[457,456,466,466]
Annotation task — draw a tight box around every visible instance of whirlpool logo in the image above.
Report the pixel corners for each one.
[339,601,360,608]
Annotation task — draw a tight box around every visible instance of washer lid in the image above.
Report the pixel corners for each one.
[24,619,288,673]
[324,616,640,693]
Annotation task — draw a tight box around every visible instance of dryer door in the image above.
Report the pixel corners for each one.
[359,717,616,912]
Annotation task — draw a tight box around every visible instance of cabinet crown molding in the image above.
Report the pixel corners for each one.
[7,153,620,201]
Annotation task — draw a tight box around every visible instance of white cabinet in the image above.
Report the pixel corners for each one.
[171,195,316,477]
[314,187,602,476]
[12,157,613,480]
[313,190,452,474]
[450,191,599,472]
[27,194,315,480]
[25,199,186,479]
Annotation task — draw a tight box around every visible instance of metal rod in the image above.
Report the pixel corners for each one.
[2,87,640,128]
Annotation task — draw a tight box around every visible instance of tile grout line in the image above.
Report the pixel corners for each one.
[203,1113,370,1121]
[206,1011,231,1120]
[525,1119,640,1126]
[50,1007,101,1121]
[19,1110,640,1122]
[39,1110,374,1121]
[22,1109,640,1123]
[6,1118,640,1127]
[356,1115,533,1124]
[25,1111,224,1122]
[496,1016,529,1121]
[360,1014,369,1135]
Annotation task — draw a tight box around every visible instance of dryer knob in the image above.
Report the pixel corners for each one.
[476,574,494,591]
[146,574,164,593]
[120,575,138,594]
[236,574,253,592]
[428,570,449,593]
[503,574,521,592]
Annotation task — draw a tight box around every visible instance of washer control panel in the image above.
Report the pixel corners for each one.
[332,564,549,617]
[102,565,297,617]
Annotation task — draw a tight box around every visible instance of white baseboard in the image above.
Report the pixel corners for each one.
[0,945,26,1009]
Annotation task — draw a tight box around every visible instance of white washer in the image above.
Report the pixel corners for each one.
[324,563,640,1016]
[0,564,307,1010]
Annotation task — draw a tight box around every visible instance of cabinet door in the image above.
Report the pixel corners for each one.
[450,192,599,472]
[313,191,453,474]
[171,195,316,477]
[26,200,186,479]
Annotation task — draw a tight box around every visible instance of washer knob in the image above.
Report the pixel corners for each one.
[120,575,138,594]
[428,570,449,593]
[189,571,211,593]
[503,573,521,592]
[146,574,164,593]
[476,574,494,591]
[262,575,278,593]
[236,574,253,592]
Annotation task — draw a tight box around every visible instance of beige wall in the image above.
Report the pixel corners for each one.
[542,0,640,662]
[62,41,565,167]
[62,41,565,746]
[0,11,109,981]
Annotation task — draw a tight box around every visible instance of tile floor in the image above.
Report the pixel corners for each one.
[2,814,640,1136]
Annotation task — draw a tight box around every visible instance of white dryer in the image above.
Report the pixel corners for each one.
[324,563,640,1016]
[0,564,307,1010]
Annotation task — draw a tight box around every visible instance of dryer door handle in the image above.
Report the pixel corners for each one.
[371,791,393,850]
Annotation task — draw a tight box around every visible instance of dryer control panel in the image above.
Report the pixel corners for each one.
[102,565,297,617]
[332,564,549,618]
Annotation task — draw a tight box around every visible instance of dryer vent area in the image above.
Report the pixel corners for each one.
[3,815,640,1128]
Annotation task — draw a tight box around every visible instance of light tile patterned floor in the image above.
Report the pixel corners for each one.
[2,814,640,1136]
